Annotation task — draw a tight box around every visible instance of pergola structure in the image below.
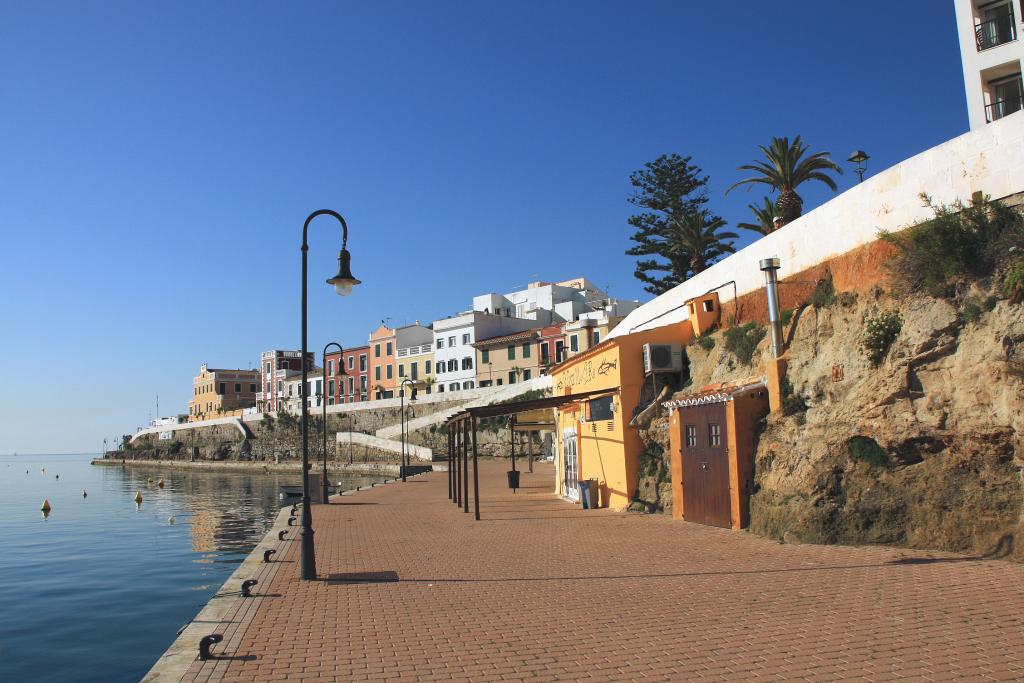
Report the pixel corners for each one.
[444,388,617,520]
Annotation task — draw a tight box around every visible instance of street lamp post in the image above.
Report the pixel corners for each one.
[299,209,361,581]
[848,150,870,184]
[322,342,344,505]
[399,378,417,482]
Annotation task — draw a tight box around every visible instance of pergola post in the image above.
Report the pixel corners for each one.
[454,420,461,506]
[447,427,453,501]
[472,415,480,521]
[462,418,470,514]
[528,430,534,473]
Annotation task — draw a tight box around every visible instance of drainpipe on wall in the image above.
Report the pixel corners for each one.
[759,257,787,413]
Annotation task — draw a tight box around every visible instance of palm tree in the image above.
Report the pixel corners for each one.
[737,197,779,235]
[726,135,842,225]
[670,210,738,275]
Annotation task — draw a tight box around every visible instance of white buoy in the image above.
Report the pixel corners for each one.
[168,516,176,525]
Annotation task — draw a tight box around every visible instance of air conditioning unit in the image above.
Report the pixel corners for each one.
[643,343,683,374]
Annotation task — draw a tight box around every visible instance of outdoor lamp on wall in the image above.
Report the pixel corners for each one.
[848,150,870,184]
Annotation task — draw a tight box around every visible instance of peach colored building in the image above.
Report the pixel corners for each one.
[369,324,397,399]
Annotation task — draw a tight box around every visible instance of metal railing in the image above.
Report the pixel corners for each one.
[975,14,1017,51]
[985,95,1024,122]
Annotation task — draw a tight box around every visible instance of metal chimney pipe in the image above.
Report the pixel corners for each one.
[759,257,783,358]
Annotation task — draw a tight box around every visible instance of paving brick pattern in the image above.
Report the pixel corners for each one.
[186,461,1024,682]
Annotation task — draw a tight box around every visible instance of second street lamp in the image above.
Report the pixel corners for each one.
[399,378,417,482]
[298,209,361,581]
[322,342,344,505]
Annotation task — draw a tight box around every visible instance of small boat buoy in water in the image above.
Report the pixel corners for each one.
[41,499,51,513]
[82,490,88,498]
[55,474,59,480]
[168,516,176,525]
[158,479,165,488]
[147,477,153,484]
[134,491,143,504]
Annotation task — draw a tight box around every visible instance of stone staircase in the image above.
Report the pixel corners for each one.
[341,377,551,462]
[374,376,552,440]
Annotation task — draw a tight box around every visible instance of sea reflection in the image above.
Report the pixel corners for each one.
[0,454,385,683]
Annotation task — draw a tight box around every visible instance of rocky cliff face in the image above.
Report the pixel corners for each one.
[636,286,1024,560]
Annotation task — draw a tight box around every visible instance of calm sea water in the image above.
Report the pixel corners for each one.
[0,453,384,682]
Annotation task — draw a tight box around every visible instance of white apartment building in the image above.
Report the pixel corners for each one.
[281,371,324,414]
[432,312,539,393]
[955,0,1024,130]
[471,277,639,326]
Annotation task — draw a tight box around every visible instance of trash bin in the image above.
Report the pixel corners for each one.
[577,479,599,509]
[506,470,520,489]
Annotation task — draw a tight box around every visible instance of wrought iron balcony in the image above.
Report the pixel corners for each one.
[975,14,1017,51]
[985,95,1024,122]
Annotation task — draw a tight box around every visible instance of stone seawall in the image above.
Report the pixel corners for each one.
[93,457,411,477]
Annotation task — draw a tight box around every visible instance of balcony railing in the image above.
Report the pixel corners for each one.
[975,14,1017,51]
[985,95,1024,122]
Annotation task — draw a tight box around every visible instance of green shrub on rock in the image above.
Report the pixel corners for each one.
[863,311,902,366]
[847,436,889,468]
[808,276,836,308]
[723,322,765,365]
[881,193,1024,298]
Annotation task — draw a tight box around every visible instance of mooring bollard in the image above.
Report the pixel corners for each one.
[198,634,223,661]
[263,549,276,563]
[287,516,296,526]
[241,579,258,597]
[278,530,288,540]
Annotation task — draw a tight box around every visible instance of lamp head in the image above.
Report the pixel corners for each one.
[848,150,869,164]
[327,248,361,296]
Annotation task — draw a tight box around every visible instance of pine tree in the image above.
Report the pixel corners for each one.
[626,154,721,295]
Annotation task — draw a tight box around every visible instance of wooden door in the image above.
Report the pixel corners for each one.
[681,403,731,528]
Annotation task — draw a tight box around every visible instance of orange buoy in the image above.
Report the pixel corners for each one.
[157,479,165,488]
[41,499,51,512]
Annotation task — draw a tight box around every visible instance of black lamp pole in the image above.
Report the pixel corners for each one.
[399,378,416,482]
[322,342,343,506]
[299,209,361,581]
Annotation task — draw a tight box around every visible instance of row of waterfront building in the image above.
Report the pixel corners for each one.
[185,276,639,421]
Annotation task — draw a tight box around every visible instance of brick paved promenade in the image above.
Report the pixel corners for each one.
[184,461,1024,682]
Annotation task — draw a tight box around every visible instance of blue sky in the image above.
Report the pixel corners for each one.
[0,1,966,453]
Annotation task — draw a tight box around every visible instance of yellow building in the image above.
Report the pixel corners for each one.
[188,363,260,422]
[473,329,543,387]
[396,344,436,395]
[562,307,632,360]
[550,294,721,510]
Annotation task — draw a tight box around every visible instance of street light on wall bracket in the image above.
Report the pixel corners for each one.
[848,150,870,184]
[321,341,344,506]
[399,378,417,482]
[298,209,361,582]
